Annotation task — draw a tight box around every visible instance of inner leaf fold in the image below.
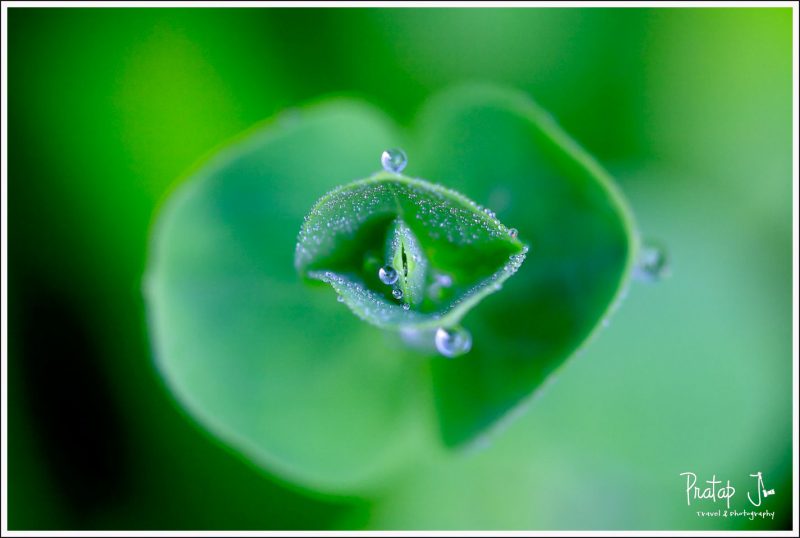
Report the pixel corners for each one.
[295,172,528,330]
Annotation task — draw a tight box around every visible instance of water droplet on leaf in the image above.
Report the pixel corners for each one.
[634,241,670,283]
[402,303,411,311]
[380,148,407,173]
[337,295,345,303]
[378,265,399,285]
[508,228,518,239]
[392,288,403,300]
[434,326,472,358]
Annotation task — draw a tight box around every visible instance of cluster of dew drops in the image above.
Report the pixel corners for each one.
[376,258,470,358]
[348,149,668,357]
[377,265,409,311]
[349,148,470,358]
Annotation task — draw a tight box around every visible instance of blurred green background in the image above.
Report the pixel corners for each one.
[7,7,793,530]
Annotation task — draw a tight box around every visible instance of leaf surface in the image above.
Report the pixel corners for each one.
[145,85,636,490]
[146,102,434,491]
[411,85,636,446]
[295,173,528,329]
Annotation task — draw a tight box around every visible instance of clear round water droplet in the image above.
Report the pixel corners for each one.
[337,295,345,303]
[402,303,411,311]
[634,241,670,283]
[434,326,472,358]
[392,288,403,300]
[508,228,518,239]
[378,265,399,285]
[380,148,407,173]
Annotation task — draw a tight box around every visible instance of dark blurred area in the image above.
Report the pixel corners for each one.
[11,277,130,523]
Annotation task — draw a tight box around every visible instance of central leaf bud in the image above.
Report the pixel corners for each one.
[386,219,426,309]
[295,172,528,334]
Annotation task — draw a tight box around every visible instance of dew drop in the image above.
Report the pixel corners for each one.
[634,241,670,283]
[392,288,403,300]
[380,148,408,173]
[336,295,345,303]
[435,273,453,287]
[434,326,472,358]
[508,228,518,239]
[379,265,399,285]
[402,303,411,311]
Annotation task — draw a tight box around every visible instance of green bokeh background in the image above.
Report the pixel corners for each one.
[7,7,793,530]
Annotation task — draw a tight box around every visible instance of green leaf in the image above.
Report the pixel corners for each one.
[295,173,528,330]
[387,218,427,309]
[145,85,636,491]
[145,101,436,492]
[410,84,636,446]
